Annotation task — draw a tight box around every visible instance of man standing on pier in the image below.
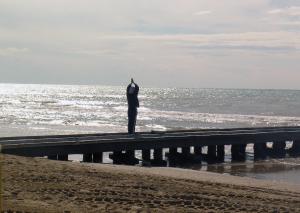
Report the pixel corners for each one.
[127,78,139,134]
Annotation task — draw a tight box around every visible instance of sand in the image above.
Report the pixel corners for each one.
[1,154,300,213]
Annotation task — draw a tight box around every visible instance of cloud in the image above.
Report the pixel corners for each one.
[96,31,300,51]
[268,9,283,14]
[0,0,299,88]
[193,10,212,16]
[0,47,29,56]
[268,6,300,16]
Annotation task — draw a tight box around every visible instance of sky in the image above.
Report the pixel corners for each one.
[0,0,299,89]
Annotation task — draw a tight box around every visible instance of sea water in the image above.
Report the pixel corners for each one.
[0,83,300,184]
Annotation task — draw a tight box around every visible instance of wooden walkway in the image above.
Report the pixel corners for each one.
[1,126,300,165]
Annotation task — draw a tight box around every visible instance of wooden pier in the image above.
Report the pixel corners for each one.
[1,126,300,166]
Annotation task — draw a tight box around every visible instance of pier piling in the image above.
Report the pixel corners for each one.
[217,145,225,162]
[153,148,166,166]
[169,147,178,156]
[231,144,246,162]
[142,149,151,161]
[254,143,267,160]
[207,145,217,162]
[83,153,93,162]
[93,152,103,163]
[48,155,57,160]
[182,147,190,158]
[57,154,68,161]
[272,141,286,157]
[167,147,178,166]
[126,150,135,160]
[289,140,300,156]
[153,148,163,161]
[194,146,202,155]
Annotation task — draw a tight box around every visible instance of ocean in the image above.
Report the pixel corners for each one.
[1,83,300,184]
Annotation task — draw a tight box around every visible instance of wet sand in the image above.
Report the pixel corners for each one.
[1,154,300,213]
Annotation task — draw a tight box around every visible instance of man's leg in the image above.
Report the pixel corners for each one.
[128,108,137,134]
[128,109,133,134]
[133,109,137,133]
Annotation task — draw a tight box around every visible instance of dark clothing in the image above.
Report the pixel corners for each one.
[127,108,137,134]
[126,84,139,108]
[127,83,139,134]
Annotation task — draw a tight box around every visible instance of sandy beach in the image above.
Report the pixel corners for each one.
[1,154,300,213]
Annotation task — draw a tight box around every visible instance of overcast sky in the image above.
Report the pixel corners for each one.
[0,0,299,89]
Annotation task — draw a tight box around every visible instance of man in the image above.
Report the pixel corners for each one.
[126,78,139,134]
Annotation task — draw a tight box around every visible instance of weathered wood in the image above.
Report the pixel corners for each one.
[152,148,166,166]
[231,144,246,162]
[2,126,300,145]
[182,147,190,157]
[110,151,122,164]
[217,145,225,162]
[289,140,300,156]
[272,141,286,157]
[109,151,139,165]
[2,127,300,159]
[126,150,135,160]
[194,146,202,155]
[169,147,178,156]
[57,154,68,161]
[153,148,163,162]
[142,149,151,161]
[83,153,92,162]
[48,155,57,160]
[93,152,103,163]
[207,145,217,162]
[254,143,267,160]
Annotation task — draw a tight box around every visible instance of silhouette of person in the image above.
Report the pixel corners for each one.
[126,78,139,134]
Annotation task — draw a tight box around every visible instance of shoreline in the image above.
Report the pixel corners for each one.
[87,163,300,193]
[1,154,300,212]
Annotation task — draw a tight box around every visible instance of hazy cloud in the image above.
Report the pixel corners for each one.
[96,32,300,50]
[0,0,299,89]
[193,10,212,16]
[268,6,300,16]
[0,47,30,56]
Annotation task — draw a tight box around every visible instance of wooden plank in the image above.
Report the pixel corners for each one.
[1,128,300,157]
[2,126,300,144]
[0,127,298,147]
[4,129,300,148]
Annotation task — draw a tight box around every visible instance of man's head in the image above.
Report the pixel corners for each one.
[131,78,134,84]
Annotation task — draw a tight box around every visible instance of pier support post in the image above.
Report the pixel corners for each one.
[272,141,286,157]
[57,154,68,161]
[182,147,190,158]
[194,146,202,156]
[240,144,246,160]
[231,144,238,161]
[126,150,135,159]
[126,150,139,165]
[83,153,93,162]
[207,145,217,162]
[169,147,178,156]
[289,140,300,156]
[48,155,57,160]
[109,151,138,165]
[93,152,103,163]
[168,148,178,166]
[254,143,267,160]
[153,148,166,166]
[110,151,122,164]
[231,144,246,162]
[217,145,225,162]
[153,148,163,162]
[142,149,151,161]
